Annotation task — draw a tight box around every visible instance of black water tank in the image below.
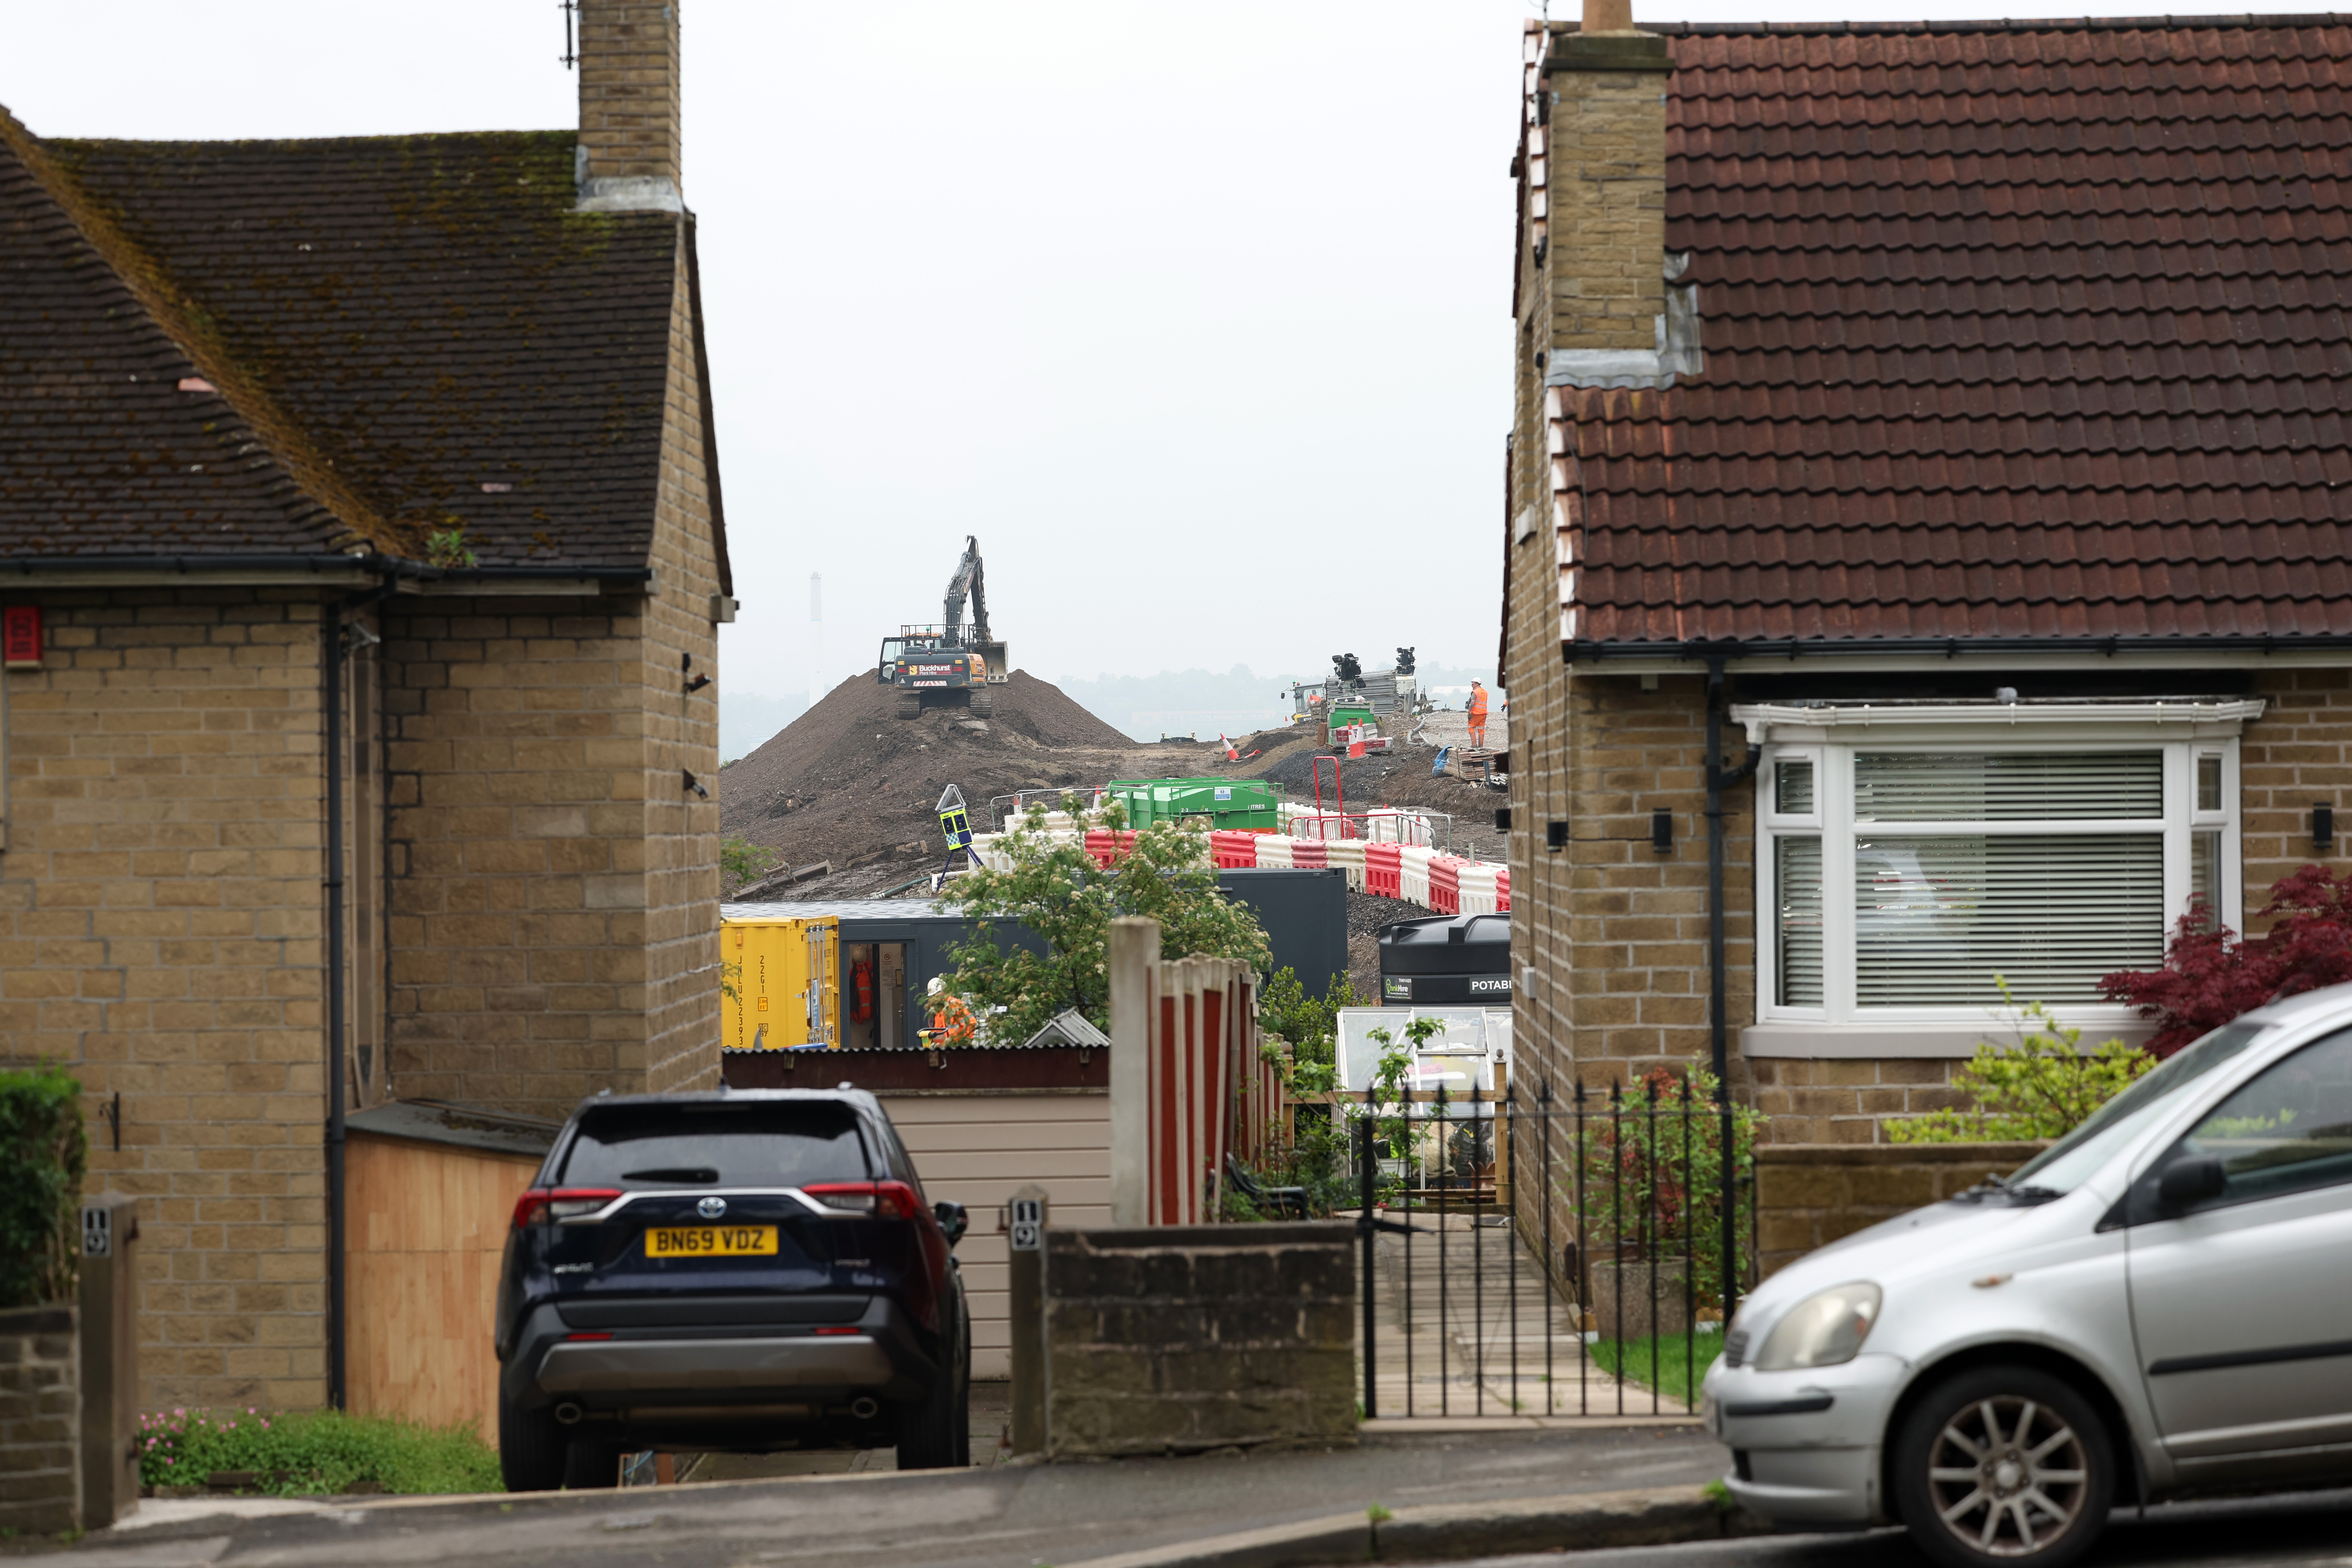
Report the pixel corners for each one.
[1378,912,1510,1005]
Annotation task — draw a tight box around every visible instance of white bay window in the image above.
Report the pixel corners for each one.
[1737,700,2261,1051]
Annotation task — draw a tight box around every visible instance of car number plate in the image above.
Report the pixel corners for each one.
[645,1225,778,1258]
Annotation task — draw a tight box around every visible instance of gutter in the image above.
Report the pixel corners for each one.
[1703,657,1758,1325]
[0,554,654,590]
[1568,633,2352,662]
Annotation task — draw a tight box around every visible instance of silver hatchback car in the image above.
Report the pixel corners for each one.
[1704,984,2352,1568]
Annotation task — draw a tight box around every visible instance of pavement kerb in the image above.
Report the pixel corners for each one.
[1056,1485,1767,1568]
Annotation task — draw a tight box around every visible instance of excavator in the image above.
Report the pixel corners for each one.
[876,535,1011,720]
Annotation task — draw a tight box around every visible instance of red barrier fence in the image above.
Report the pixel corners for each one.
[1365,842,1402,898]
[1429,854,1470,915]
[1289,838,1328,870]
[1209,830,1260,869]
[1083,829,1140,867]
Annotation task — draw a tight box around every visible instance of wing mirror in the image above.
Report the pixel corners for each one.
[933,1200,968,1247]
[2158,1153,2227,1210]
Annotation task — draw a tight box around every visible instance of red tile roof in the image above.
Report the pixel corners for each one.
[2,111,711,577]
[1548,18,2352,653]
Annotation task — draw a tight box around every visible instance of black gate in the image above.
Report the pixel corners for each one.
[1352,1076,1759,1419]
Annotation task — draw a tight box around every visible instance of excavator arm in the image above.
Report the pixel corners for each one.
[943,535,987,644]
[940,534,1004,682]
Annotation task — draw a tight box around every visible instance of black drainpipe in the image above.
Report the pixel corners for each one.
[323,581,395,1409]
[1704,656,1759,1322]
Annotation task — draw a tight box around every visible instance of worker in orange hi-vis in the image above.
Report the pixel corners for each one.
[1467,681,1490,748]
[920,976,976,1046]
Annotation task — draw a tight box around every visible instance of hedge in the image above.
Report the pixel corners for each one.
[0,1065,87,1310]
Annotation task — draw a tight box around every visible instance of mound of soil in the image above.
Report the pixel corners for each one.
[718,671,1204,899]
[716,674,1509,906]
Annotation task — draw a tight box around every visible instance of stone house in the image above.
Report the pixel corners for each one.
[0,1,729,1408]
[1502,8,2352,1140]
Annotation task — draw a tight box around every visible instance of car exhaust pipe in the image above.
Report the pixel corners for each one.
[554,1402,585,1426]
[848,1396,880,1421]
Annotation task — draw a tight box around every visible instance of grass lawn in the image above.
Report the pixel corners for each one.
[1586,1332,1725,1411]
[139,1407,502,1496]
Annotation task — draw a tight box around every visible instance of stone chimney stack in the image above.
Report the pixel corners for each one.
[1544,0,1670,354]
[575,0,684,212]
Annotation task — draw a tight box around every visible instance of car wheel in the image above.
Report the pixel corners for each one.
[497,1394,567,1494]
[562,1439,621,1490]
[1893,1365,2113,1568]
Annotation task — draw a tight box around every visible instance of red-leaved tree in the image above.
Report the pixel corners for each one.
[2099,865,2352,1055]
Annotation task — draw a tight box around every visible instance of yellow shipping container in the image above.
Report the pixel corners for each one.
[723,915,840,1049]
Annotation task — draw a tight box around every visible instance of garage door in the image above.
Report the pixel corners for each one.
[878,1091,1111,1379]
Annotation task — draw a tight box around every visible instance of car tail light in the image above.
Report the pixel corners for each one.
[803,1181,922,1220]
[803,1181,946,1331]
[512,1188,622,1228]
[812,1326,862,1337]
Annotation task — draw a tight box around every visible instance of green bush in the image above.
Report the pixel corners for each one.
[1887,986,2152,1143]
[0,1065,86,1310]
[137,1406,502,1495]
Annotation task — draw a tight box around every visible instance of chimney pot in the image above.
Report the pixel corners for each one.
[1583,0,1635,32]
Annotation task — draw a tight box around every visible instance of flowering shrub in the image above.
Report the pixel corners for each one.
[2099,865,2352,1056]
[1577,1062,1766,1308]
[137,1406,500,1495]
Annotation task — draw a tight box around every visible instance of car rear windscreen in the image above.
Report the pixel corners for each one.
[557,1102,875,1189]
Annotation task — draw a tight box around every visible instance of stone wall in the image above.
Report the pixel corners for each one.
[1042,1223,1354,1457]
[2244,667,2352,928]
[0,1304,81,1536]
[1506,677,1752,1106]
[1754,1143,2046,1278]
[0,591,331,1409]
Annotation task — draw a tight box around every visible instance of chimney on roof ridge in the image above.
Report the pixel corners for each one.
[575,0,684,214]
[1542,0,1670,360]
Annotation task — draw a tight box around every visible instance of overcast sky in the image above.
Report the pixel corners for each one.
[12,2,2332,703]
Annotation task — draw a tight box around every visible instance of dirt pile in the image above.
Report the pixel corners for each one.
[719,671,1176,898]
[718,674,1508,914]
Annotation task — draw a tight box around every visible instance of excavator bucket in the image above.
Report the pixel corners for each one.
[973,639,1009,684]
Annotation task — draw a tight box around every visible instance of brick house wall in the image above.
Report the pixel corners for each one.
[0,0,728,1410]
[1500,18,2352,1161]
[1,593,334,1408]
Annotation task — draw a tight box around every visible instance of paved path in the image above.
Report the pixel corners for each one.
[1361,1210,1694,1423]
[32,1426,1722,1568]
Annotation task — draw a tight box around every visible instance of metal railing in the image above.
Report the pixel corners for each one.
[1347,1076,1758,1420]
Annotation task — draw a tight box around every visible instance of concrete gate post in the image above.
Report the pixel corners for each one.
[1005,1185,1049,1455]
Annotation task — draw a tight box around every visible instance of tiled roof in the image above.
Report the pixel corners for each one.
[2,113,690,570]
[1545,18,2352,651]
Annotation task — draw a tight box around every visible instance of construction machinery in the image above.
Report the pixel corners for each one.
[877,535,1010,719]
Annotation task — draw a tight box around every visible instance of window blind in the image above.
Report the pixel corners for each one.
[1854,751,2163,822]
[1853,833,2165,1005]
[1777,836,1824,1005]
